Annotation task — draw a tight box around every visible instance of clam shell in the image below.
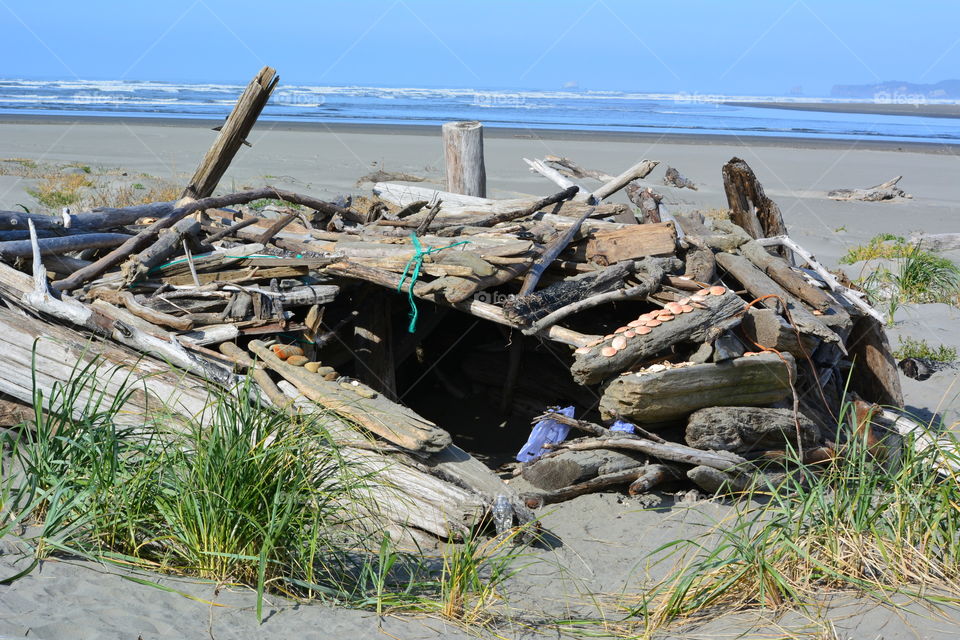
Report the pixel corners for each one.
[710,285,727,296]
[691,294,707,303]
[646,319,661,327]
[615,326,629,334]
[666,302,684,314]
[678,296,691,305]
[604,334,615,340]
[624,329,636,338]
[658,314,675,322]
[601,346,618,357]
[612,336,627,350]
[575,346,591,355]
[636,326,652,335]
[680,304,694,313]
[627,319,644,328]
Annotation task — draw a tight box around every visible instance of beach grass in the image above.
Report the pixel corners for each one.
[893,336,957,363]
[0,354,529,627]
[627,400,960,633]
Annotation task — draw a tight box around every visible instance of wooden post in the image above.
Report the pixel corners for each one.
[443,121,486,197]
[181,66,279,201]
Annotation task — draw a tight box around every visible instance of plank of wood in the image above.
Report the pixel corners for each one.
[248,339,451,452]
[580,223,677,264]
[599,352,796,423]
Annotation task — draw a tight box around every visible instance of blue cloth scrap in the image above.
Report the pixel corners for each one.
[609,419,636,434]
[516,406,576,463]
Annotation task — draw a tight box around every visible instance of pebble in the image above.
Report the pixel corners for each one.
[710,285,727,296]
[601,346,618,357]
[304,361,323,373]
[646,319,661,327]
[636,326,652,335]
[612,336,627,350]
[271,344,303,360]
[615,326,629,333]
[624,329,636,338]
[680,304,694,313]
[658,313,675,322]
[286,355,309,366]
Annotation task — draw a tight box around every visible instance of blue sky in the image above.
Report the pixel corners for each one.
[3,0,958,96]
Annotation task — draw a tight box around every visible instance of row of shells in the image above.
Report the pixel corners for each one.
[574,285,727,358]
[270,343,378,398]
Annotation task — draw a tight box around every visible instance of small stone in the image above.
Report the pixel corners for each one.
[646,319,661,327]
[628,319,644,328]
[601,346,618,357]
[286,355,309,366]
[612,336,627,350]
[666,302,684,314]
[271,344,303,360]
[624,330,636,338]
[304,361,322,373]
[710,285,727,296]
[680,304,694,313]
[658,314,675,322]
[636,326,652,335]
[615,326,629,333]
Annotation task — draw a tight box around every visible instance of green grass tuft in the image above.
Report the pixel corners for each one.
[893,336,957,362]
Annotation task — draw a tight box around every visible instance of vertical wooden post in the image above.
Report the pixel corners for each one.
[353,288,398,401]
[443,121,486,197]
[181,66,279,201]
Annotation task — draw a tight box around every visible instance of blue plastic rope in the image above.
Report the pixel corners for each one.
[396,233,470,333]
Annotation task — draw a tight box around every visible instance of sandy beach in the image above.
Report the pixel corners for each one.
[2,117,960,639]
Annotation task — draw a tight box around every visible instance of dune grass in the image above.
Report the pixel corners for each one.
[630,402,960,632]
[855,242,960,320]
[893,336,957,363]
[0,356,528,625]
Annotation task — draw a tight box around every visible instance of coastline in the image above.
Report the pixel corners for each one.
[1,111,958,154]
[726,100,960,119]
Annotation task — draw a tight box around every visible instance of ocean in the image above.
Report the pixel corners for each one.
[1,79,958,145]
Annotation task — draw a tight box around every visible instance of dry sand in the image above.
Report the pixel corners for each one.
[1,118,959,638]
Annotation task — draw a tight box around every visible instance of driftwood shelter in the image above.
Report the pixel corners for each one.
[0,67,914,542]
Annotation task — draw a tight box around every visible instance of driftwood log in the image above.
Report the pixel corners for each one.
[828,176,910,202]
[599,353,796,423]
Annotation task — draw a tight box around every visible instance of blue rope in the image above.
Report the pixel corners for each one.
[396,233,470,333]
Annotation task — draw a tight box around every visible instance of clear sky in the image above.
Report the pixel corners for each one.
[3,0,958,96]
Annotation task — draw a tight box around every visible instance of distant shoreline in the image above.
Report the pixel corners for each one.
[0,112,957,154]
[725,101,960,119]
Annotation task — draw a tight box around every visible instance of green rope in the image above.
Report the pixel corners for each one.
[397,233,470,333]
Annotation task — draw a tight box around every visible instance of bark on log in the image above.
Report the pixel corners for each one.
[599,353,796,423]
[443,121,486,197]
[121,217,201,284]
[590,160,659,203]
[552,435,749,472]
[0,233,133,259]
[0,203,173,233]
[740,307,819,357]
[522,467,649,507]
[738,239,836,312]
[571,290,746,385]
[722,157,788,245]
[715,251,841,345]
[685,405,821,453]
[663,167,697,190]
[248,339,451,452]
[625,184,662,224]
[521,448,647,490]
[845,314,904,407]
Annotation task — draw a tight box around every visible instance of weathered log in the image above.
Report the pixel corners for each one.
[625,184,661,223]
[522,467,650,507]
[908,232,960,252]
[543,155,615,182]
[628,463,684,494]
[738,239,836,312]
[0,233,133,260]
[682,239,716,283]
[551,434,749,472]
[599,353,796,423]
[506,258,672,326]
[0,203,174,233]
[460,186,579,229]
[577,222,677,264]
[248,339,450,452]
[722,157,788,246]
[523,158,587,199]
[663,166,697,190]
[121,217,202,284]
[571,289,746,385]
[685,406,821,453]
[740,307,819,357]
[443,121,486,197]
[845,315,904,407]
[521,448,647,490]
[182,66,279,200]
[828,176,910,202]
[589,160,659,203]
[755,235,884,323]
[715,251,841,345]
[516,207,595,296]
[687,466,750,494]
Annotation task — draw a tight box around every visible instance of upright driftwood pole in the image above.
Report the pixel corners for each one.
[443,121,486,197]
[181,66,279,201]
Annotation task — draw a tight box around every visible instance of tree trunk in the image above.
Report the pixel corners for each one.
[443,121,486,197]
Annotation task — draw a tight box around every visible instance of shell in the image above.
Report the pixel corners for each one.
[601,346,618,357]
[658,314,675,322]
[615,326,629,333]
[680,304,694,313]
[575,346,592,355]
[646,319,662,327]
[286,355,309,367]
[627,319,645,328]
[666,302,684,315]
[636,326,652,335]
[604,334,615,340]
[624,329,636,338]
[612,336,627,350]
[710,285,727,296]
[678,296,691,305]
[588,339,604,347]
[691,294,707,303]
